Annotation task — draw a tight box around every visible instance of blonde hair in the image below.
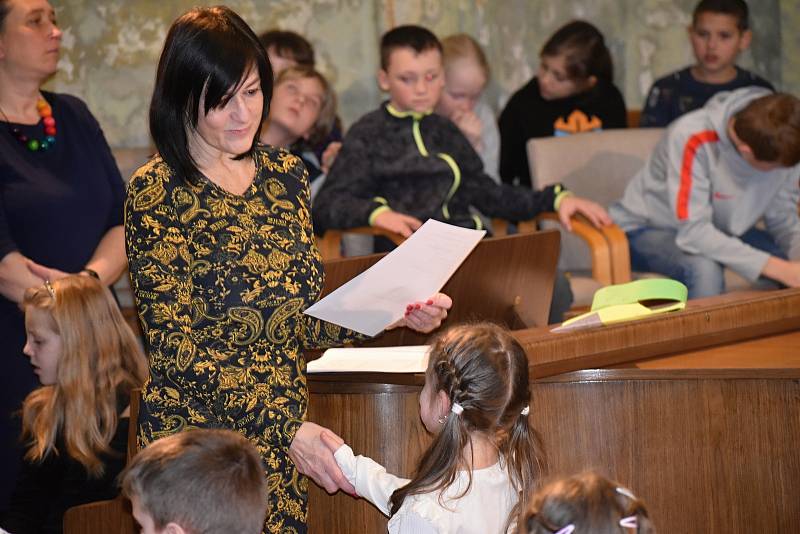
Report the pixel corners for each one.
[391,323,545,529]
[441,33,490,81]
[122,429,268,534]
[274,65,337,146]
[519,471,656,534]
[21,275,148,477]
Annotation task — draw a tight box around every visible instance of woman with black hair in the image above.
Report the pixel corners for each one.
[125,7,450,532]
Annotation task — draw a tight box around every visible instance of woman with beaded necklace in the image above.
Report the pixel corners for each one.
[0,0,127,509]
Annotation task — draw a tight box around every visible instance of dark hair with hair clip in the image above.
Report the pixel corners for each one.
[519,471,657,534]
[540,20,613,83]
[390,322,546,531]
[149,6,272,184]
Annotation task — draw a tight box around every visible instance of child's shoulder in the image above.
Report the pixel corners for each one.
[650,66,694,90]
[346,106,393,135]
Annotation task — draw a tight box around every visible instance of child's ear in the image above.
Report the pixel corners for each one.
[586,75,598,89]
[162,523,188,534]
[436,390,451,417]
[738,29,753,52]
[377,69,391,92]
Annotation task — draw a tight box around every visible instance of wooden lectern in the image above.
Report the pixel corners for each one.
[307,235,800,534]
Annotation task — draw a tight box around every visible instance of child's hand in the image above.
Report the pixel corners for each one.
[372,210,423,238]
[289,422,356,495]
[452,110,483,149]
[387,292,452,333]
[321,141,342,174]
[762,257,800,287]
[557,196,612,232]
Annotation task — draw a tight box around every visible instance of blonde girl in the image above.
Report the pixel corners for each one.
[0,275,147,534]
[435,34,501,182]
[518,471,656,534]
[324,322,545,533]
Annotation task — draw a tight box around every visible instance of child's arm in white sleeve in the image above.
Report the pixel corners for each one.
[333,444,410,517]
[388,510,439,534]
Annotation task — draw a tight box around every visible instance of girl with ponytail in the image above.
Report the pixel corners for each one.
[322,322,546,533]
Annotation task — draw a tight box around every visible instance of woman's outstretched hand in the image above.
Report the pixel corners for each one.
[387,292,452,333]
[289,422,356,495]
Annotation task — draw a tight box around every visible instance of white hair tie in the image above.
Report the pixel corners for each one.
[520,405,530,416]
[450,402,464,415]
[554,525,575,534]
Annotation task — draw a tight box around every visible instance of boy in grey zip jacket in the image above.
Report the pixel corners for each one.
[610,87,800,298]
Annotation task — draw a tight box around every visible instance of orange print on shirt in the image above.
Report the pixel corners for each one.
[554,110,603,137]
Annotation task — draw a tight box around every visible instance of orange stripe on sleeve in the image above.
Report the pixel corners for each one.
[676,130,719,220]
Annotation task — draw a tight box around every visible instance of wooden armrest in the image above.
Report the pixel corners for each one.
[596,223,632,284]
[344,226,406,245]
[535,212,614,286]
[63,496,137,534]
[317,227,407,260]
[490,218,537,236]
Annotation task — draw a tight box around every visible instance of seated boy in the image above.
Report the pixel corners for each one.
[313,26,609,321]
[611,88,800,298]
[121,429,268,534]
[639,0,773,128]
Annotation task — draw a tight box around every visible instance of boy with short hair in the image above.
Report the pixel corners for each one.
[313,25,607,239]
[313,25,611,323]
[611,87,800,298]
[121,429,268,534]
[639,0,774,127]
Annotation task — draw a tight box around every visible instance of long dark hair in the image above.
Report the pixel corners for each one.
[541,20,613,83]
[149,6,272,183]
[390,323,546,527]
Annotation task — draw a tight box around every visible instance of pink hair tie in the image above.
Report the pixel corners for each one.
[450,402,464,415]
[619,516,638,528]
[554,525,575,534]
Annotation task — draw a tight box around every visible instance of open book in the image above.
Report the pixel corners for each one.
[306,345,430,373]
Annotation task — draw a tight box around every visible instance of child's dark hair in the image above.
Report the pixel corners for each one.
[540,20,613,83]
[693,0,750,31]
[390,323,546,529]
[733,93,800,167]
[258,29,316,66]
[519,471,656,534]
[380,25,443,71]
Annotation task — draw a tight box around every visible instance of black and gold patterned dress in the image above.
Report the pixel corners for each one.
[124,146,359,534]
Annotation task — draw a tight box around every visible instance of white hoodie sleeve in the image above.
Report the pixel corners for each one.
[762,168,800,261]
[666,132,771,281]
[333,444,410,517]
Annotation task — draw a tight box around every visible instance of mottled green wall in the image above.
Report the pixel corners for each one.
[47,0,797,148]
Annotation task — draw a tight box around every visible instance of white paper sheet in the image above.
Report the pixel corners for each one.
[306,345,430,373]
[304,219,486,336]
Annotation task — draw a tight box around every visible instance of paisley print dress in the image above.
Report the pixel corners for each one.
[125,146,359,533]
